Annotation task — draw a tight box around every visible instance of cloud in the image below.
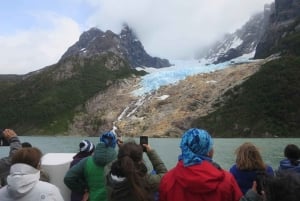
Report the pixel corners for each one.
[86,0,273,59]
[0,12,81,74]
[0,0,274,74]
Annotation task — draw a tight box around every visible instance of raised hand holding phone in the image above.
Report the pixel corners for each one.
[0,129,10,146]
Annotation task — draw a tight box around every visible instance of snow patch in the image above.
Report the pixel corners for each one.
[206,80,217,84]
[156,95,169,100]
[231,36,243,49]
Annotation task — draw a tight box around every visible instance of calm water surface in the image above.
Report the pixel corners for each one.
[1,137,300,170]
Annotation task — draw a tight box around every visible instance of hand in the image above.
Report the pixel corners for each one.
[3,129,17,140]
[142,144,152,152]
[252,181,258,193]
[252,181,264,196]
[81,190,89,201]
[117,138,123,147]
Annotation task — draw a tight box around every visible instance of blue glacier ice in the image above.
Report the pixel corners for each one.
[132,52,256,96]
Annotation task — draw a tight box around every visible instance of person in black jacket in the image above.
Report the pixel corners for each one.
[240,171,300,201]
[0,129,21,187]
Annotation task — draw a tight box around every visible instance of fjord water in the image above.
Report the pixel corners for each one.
[1,136,299,171]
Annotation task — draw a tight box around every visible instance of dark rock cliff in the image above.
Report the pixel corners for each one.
[255,0,300,58]
[60,25,171,68]
[198,10,268,64]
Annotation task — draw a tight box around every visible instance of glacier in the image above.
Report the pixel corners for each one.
[133,51,256,96]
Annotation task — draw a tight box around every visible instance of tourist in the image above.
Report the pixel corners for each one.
[240,171,300,201]
[278,144,300,173]
[69,139,95,201]
[0,147,64,200]
[70,139,95,167]
[106,140,167,201]
[230,142,274,194]
[0,129,22,187]
[20,141,50,182]
[64,131,118,201]
[21,142,32,148]
[159,128,242,201]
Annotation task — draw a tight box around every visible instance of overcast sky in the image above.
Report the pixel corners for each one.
[0,0,273,74]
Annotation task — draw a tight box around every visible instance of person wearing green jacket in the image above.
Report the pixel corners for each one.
[64,131,117,201]
[106,141,168,201]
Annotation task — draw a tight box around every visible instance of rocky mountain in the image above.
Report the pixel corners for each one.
[200,0,300,64]
[1,1,300,137]
[68,0,300,137]
[255,0,300,58]
[0,24,172,135]
[0,52,146,134]
[198,4,272,64]
[69,59,272,137]
[0,75,23,92]
[60,25,171,68]
[192,0,300,137]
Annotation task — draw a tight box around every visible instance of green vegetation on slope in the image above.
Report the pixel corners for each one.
[0,75,22,92]
[0,54,146,135]
[192,56,300,137]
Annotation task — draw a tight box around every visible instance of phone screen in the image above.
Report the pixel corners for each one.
[255,177,263,195]
[255,172,265,195]
[139,136,148,152]
[0,138,9,146]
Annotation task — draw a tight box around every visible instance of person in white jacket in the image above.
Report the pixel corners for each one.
[0,147,64,201]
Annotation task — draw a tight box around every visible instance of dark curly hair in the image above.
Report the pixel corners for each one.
[284,144,300,166]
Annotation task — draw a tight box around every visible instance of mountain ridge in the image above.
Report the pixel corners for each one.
[197,4,272,64]
[0,0,300,137]
[60,25,171,68]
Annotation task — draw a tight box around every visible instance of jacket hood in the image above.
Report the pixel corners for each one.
[6,163,40,198]
[107,173,127,189]
[279,159,300,172]
[93,142,117,166]
[106,173,132,200]
[172,160,225,193]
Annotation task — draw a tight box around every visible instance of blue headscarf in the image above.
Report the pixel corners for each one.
[179,128,213,167]
[100,131,117,148]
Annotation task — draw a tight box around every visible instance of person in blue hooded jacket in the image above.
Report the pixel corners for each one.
[64,131,117,201]
[278,144,300,173]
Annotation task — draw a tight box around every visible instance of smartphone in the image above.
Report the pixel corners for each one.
[0,129,9,146]
[139,136,148,152]
[255,173,265,195]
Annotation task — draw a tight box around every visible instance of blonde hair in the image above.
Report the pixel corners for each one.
[235,142,266,170]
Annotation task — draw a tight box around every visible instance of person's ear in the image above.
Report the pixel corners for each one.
[37,161,41,170]
[207,148,214,158]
